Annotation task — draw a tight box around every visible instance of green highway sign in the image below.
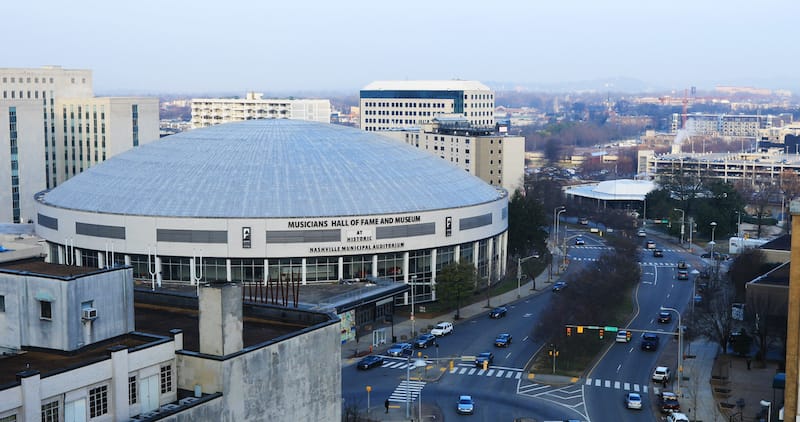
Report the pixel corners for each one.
[604,326,619,332]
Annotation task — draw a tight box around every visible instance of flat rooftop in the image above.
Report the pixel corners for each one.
[0,333,160,388]
[0,260,104,279]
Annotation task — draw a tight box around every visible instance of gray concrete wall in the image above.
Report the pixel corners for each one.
[176,322,341,421]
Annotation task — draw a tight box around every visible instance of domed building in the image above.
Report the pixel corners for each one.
[35,120,508,305]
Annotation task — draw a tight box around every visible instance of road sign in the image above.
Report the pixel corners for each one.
[604,326,619,332]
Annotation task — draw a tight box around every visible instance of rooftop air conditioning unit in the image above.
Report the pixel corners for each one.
[82,308,98,320]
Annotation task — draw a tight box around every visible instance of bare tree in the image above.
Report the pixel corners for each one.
[692,282,736,353]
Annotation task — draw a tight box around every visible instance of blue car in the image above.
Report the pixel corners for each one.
[495,333,512,347]
[489,306,508,318]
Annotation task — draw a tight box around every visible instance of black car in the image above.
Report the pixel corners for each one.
[494,333,512,347]
[474,352,494,367]
[652,249,664,257]
[414,333,436,349]
[489,306,508,318]
[356,355,385,370]
[658,311,672,323]
[641,333,660,351]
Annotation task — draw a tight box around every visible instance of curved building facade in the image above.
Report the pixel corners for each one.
[34,120,508,304]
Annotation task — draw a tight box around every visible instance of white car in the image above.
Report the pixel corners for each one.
[625,392,642,409]
[637,229,647,237]
[652,366,671,382]
[430,321,453,336]
[616,330,630,343]
[667,412,690,422]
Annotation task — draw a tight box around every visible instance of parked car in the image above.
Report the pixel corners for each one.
[666,412,690,422]
[653,249,664,257]
[431,321,453,336]
[489,306,508,318]
[641,333,660,351]
[660,392,681,413]
[387,343,413,357]
[356,355,385,370]
[474,352,494,367]
[414,333,436,349]
[457,395,475,414]
[646,240,656,249]
[494,333,512,347]
[652,366,671,382]
[575,237,585,245]
[616,330,630,343]
[625,392,643,409]
[677,269,689,280]
[637,229,647,237]
[701,251,729,260]
[658,311,672,323]
[552,281,567,292]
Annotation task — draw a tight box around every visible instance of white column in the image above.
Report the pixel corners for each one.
[97,251,105,269]
[18,369,41,421]
[403,251,410,305]
[301,258,307,285]
[74,248,82,266]
[226,259,232,282]
[338,257,344,281]
[109,346,130,421]
[263,259,269,285]
[155,257,162,287]
[430,249,437,301]
[454,245,460,263]
[372,254,379,277]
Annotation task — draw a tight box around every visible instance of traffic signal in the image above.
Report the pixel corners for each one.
[599,328,604,339]
[482,360,488,370]
[577,325,584,334]
[566,327,572,337]
[626,331,632,341]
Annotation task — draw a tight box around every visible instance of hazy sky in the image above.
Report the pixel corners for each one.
[4,0,797,94]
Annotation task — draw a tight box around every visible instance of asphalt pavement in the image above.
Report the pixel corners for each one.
[342,228,778,422]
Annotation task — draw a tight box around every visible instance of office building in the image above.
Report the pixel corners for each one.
[380,115,525,194]
[0,66,159,224]
[360,80,495,131]
[190,92,330,129]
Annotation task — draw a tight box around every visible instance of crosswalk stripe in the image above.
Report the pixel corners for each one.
[506,371,514,378]
[516,372,522,379]
[585,378,593,385]
[495,370,503,377]
[624,382,630,390]
[468,368,477,375]
[604,380,611,388]
[595,379,601,387]
[643,385,648,393]
[614,381,620,389]
[633,384,639,392]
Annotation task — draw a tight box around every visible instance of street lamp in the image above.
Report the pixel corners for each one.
[760,400,772,422]
[660,306,682,396]
[674,208,685,245]
[517,254,539,297]
[405,354,426,419]
[555,207,566,274]
[735,211,742,239]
